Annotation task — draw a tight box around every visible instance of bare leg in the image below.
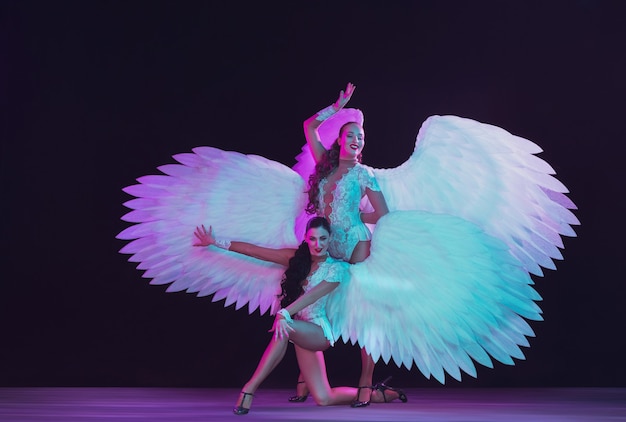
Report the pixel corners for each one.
[241,337,289,394]
[294,345,404,406]
[237,320,330,412]
[352,347,376,406]
[349,240,378,406]
[348,240,371,264]
[295,345,358,406]
[234,335,289,412]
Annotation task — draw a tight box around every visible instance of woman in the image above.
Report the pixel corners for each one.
[304,82,388,263]
[291,83,389,407]
[193,217,405,415]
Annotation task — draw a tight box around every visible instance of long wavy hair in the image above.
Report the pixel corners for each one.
[278,217,331,308]
[306,122,363,214]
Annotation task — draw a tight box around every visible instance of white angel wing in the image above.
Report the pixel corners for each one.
[327,211,543,384]
[371,115,579,276]
[117,147,307,315]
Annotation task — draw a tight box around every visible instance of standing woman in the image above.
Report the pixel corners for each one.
[294,83,390,407]
[193,217,405,415]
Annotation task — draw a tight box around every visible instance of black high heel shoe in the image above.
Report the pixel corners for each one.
[233,391,254,415]
[351,375,394,408]
[350,385,374,408]
[373,377,408,403]
[288,381,308,402]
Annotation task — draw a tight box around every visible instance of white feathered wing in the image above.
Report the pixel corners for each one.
[372,115,579,276]
[326,211,543,383]
[117,147,307,315]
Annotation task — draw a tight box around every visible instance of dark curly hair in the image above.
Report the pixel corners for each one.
[278,217,331,308]
[306,122,363,215]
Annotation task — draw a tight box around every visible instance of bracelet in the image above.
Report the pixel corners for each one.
[277,308,293,323]
[213,238,231,250]
[315,104,337,121]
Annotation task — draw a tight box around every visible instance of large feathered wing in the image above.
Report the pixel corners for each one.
[371,115,579,276]
[326,211,543,383]
[117,147,307,315]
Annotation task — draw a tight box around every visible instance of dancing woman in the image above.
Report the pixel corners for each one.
[290,83,390,407]
[304,82,388,263]
[193,217,405,415]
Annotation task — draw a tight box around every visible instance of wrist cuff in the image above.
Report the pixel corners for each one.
[277,308,293,323]
[214,238,231,250]
[315,105,337,121]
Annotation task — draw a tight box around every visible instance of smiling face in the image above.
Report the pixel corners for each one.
[337,122,365,161]
[305,225,331,258]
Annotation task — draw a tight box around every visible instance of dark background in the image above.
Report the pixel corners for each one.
[2,1,624,388]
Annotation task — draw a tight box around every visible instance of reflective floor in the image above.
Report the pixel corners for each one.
[1,388,625,421]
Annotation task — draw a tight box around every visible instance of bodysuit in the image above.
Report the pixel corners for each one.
[316,163,381,261]
[294,256,349,346]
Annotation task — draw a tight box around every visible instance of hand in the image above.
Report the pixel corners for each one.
[269,315,295,340]
[193,224,215,247]
[333,82,356,110]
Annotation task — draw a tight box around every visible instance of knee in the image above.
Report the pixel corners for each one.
[311,392,332,406]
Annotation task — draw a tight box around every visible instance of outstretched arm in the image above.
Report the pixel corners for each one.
[193,225,295,267]
[303,82,356,163]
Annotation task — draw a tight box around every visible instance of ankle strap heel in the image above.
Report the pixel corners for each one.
[233,391,254,415]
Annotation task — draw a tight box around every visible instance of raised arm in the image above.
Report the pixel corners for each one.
[303,82,356,163]
[193,225,295,267]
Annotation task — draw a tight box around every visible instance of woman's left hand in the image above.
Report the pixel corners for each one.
[333,82,356,110]
[269,315,295,340]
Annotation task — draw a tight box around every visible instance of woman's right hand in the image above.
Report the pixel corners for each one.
[270,315,295,340]
[193,224,215,247]
[333,82,356,110]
